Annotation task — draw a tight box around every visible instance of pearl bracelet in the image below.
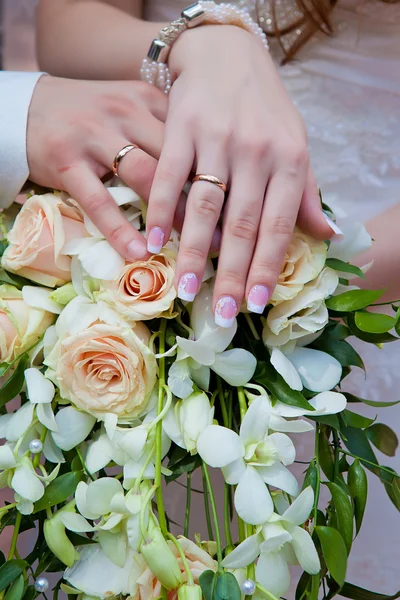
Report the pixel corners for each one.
[140,2,269,94]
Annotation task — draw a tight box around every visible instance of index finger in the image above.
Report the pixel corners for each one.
[62,165,148,261]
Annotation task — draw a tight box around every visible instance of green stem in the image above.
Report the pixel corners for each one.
[7,511,22,560]
[310,574,320,600]
[217,377,229,428]
[202,462,223,568]
[245,313,260,340]
[76,447,95,481]
[167,534,194,585]
[223,484,233,550]
[133,444,156,493]
[184,472,191,538]
[237,387,248,422]
[314,425,321,526]
[255,583,280,600]
[155,319,168,536]
[33,427,48,469]
[140,485,157,540]
[202,466,214,541]
[0,503,16,517]
[13,419,39,456]
[340,449,396,475]
[238,517,246,543]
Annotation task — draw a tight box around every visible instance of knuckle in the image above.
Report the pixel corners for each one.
[267,215,294,236]
[82,192,108,214]
[191,194,221,220]
[281,142,309,174]
[180,245,206,265]
[219,269,245,290]
[229,214,258,241]
[108,223,128,245]
[236,133,270,159]
[251,258,281,281]
[100,92,138,120]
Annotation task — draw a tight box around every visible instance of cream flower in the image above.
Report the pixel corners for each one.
[271,229,327,306]
[44,297,157,421]
[2,193,87,287]
[0,285,54,363]
[263,267,339,349]
[97,251,177,322]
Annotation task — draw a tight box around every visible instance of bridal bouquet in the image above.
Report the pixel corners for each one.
[0,186,399,600]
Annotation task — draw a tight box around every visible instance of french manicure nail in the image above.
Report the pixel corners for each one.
[247,284,269,314]
[323,214,344,242]
[178,273,198,302]
[127,239,147,260]
[215,295,237,328]
[147,226,164,254]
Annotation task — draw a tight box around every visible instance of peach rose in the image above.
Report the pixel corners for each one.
[98,252,177,322]
[271,229,327,306]
[44,301,157,420]
[0,285,54,363]
[130,537,217,600]
[2,193,87,287]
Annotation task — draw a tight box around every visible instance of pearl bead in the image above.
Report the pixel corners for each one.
[29,439,43,454]
[34,578,49,593]
[241,580,256,596]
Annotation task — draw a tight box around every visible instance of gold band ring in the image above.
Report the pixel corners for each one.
[112,144,140,176]
[192,174,227,193]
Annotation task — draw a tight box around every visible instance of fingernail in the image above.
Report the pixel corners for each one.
[127,239,147,260]
[323,214,344,242]
[215,296,237,328]
[178,273,198,302]
[147,226,164,254]
[247,284,269,314]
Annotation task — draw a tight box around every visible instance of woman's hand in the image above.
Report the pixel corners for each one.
[146,25,338,325]
[27,75,168,260]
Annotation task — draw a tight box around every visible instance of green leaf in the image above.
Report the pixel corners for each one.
[340,581,400,599]
[4,574,24,600]
[342,410,375,429]
[346,314,398,344]
[315,526,347,587]
[34,471,83,512]
[166,452,202,483]
[0,561,27,593]
[355,311,397,334]
[326,289,385,313]
[0,354,29,408]
[348,460,368,534]
[344,393,400,408]
[366,423,399,457]
[319,427,335,481]
[215,572,241,600]
[302,461,318,493]
[326,482,354,553]
[311,337,364,369]
[325,258,365,279]
[383,474,400,512]
[254,360,314,411]
[340,424,380,476]
[295,572,311,600]
[199,570,218,600]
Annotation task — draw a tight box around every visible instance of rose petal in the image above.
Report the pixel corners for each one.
[22,286,63,314]
[80,240,126,280]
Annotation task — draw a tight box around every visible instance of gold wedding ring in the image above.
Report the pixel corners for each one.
[112,144,140,176]
[192,174,227,193]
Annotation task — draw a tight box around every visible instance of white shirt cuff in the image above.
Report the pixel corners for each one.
[0,71,45,208]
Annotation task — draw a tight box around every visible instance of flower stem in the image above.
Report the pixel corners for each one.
[184,472,191,538]
[202,467,214,541]
[255,583,280,600]
[167,534,194,585]
[217,377,229,428]
[7,511,22,560]
[314,425,321,526]
[237,387,247,421]
[140,485,157,540]
[155,319,168,536]
[202,462,222,568]
[238,517,246,543]
[340,449,395,475]
[33,427,48,469]
[244,313,260,341]
[223,484,233,551]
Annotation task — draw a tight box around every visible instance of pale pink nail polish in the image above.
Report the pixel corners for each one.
[215,296,237,328]
[178,273,198,302]
[127,239,147,260]
[323,214,344,242]
[247,285,269,314]
[147,226,164,254]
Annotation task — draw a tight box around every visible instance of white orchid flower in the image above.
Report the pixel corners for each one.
[221,486,320,599]
[327,217,372,263]
[168,283,256,399]
[62,187,142,280]
[197,397,299,526]
[244,384,347,420]
[163,390,215,454]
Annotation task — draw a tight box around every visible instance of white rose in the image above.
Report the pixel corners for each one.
[263,267,339,348]
[271,229,327,306]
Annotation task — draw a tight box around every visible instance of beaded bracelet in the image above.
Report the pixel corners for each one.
[140,2,269,94]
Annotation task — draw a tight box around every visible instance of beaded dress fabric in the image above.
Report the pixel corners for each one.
[145,0,400,593]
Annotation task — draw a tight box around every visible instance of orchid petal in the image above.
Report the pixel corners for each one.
[309,391,347,415]
[75,481,101,520]
[97,529,127,568]
[162,407,185,449]
[99,513,124,530]
[258,463,299,497]
[260,523,292,553]
[234,466,273,525]
[60,512,95,533]
[118,426,148,461]
[86,478,123,516]
[51,407,96,451]
[212,349,256,386]
[37,402,59,432]
[43,434,65,464]
[7,403,35,442]
[80,240,125,280]
[25,368,55,405]
[12,461,44,502]
[221,533,262,569]
[0,444,17,469]
[288,347,342,393]
[197,425,244,468]
[269,414,314,433]
[240,397,270,447]
[270,347,303,391]
[167,359,194,399]
[221,458,247,485]
[290,525,321,574]
[256,551,291,599]
[126,513,144,552]
[282,486,314,526]
[269,433,296,466]
[191,284,236,351]
[85,435,114,475]
[176,337,215,366]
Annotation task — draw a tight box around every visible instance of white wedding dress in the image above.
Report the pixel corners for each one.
[143,0,400,594]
